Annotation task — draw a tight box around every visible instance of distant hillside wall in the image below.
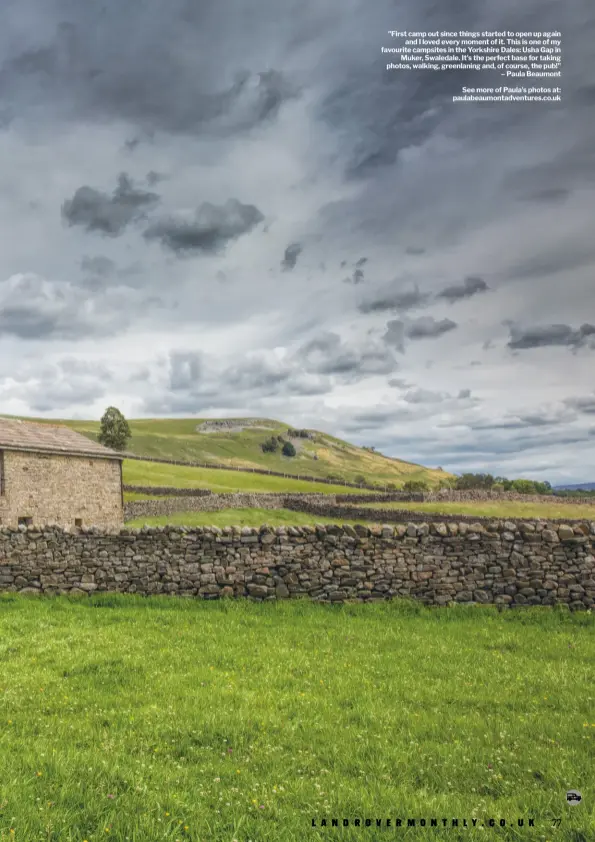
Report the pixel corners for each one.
[124,485,212,497]
[282,498,595,525]
[422,490,595,505]
[1,521,593,610]
[124,492,595,524]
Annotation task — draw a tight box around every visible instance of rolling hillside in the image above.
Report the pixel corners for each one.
[1,414,452,488]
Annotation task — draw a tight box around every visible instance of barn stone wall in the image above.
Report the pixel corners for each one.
[0,450,123,529]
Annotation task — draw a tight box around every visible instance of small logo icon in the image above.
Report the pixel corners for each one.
[566,790,582,805]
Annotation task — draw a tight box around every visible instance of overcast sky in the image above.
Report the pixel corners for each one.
[0,0,593,483]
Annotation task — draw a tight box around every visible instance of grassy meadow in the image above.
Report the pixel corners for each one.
[0,595,592,842]
[358,500,595,521]
[122,460,375,496]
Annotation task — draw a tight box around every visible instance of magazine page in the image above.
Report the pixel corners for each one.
[0,0,592,839]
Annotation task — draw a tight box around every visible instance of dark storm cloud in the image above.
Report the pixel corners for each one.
[0,8,300,137]
[143,199,264,255]
[507,323,595,351]
[281,243,303,271]
[62,173,160,236]
[435,276,488,303]
[358,286,430,313]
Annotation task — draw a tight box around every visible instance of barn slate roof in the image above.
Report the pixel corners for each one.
[0,418,124,460]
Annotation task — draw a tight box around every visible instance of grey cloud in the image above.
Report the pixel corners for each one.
[294,332,398,378]
[519,187,570,203]
[169,351,204,391]
[355,257,368,267]
[4,356,112,412]
[383,320,406,351]
[388,377,414,388]
[62,173,160,236]
[402,388,446,404]
[563,395,595,414]
[281,243,303,271]
[382,316,457,351]
[502,242,595,281]
[146,171,168,186]
[405,316,458,340]
[0,273,141,341]
[345,267,365,284]
[435,276,488,303]
[507,323,595,351]
[144,199,264,255]
[80,256,116,277]
[359,286,430,313]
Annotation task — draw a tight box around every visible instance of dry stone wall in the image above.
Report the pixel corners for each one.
[1,520,594,610]
[124,492,333,521]
[124,485,212,497]
[422,489,595,505]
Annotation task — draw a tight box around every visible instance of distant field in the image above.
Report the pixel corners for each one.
[357,500,595,520]
[5,413,450,488]
[126,508,382,529]
[122,460,375,496]
[0,595,592,841]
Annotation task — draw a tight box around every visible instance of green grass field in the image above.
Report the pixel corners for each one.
[125,508,383,529]
[0,595,592,841]
[2,413,450,488]
[122,460,375,496]
[357,500,595,521]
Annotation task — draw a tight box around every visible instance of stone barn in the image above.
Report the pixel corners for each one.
[0,418,124,529]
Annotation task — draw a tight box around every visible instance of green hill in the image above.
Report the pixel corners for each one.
[1,414,452,489]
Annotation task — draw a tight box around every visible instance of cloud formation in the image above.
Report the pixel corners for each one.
[144,199,264,255]
[61,173,160,236]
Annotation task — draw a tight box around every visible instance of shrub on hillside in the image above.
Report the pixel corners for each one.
[354,474,367,486]
[282,441,296,457]
[326,473,346,484]
[403,479,429,492]
[261,437,279,453]
[386,482,397,491]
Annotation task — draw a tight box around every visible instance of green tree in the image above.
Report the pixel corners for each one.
[354,474,367,486]
[282,441,296,457]
[98,406,131,451]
